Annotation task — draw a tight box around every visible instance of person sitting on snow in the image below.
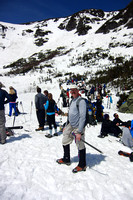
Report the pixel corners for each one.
[121,120,133,149]
[113,113,126,136]
[98,114,123,138]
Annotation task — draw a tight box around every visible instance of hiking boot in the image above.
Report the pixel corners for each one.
[98,132,108,138]
[98,134,105,138]
[72,166,86,173]
[45,134,52,138]
[54,133,58,136]
[6,131,14,136]
[35,127,44,131]
[1,140,6,144]
[56,158,71,166]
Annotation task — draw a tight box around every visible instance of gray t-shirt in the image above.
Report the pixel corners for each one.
[35,93,47,110]
[68,97,87,133]
[122,127,133,148]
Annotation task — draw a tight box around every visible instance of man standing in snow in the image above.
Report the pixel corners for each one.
[35,87,47,131]
[57,85,87,173]
[0,82,11,144]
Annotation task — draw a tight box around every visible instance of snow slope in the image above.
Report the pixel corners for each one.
[0,6,133,200]
[0,75,133,200]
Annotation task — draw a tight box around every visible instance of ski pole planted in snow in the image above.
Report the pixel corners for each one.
[30,101,33,120]
[20,101,26,122]
[13,115,16,127]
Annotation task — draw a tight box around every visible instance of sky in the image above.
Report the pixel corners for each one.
[0,0,132,24]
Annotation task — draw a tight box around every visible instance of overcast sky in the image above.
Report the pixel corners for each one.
[0,0,132,24]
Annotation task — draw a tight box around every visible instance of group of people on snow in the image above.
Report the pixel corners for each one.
[0,81,133,173]
[34,83,133,172]
[35,84,87,172]
[35,86,59,138]
[99,112,133,148]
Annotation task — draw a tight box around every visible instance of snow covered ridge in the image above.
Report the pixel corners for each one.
[0,1,133,89]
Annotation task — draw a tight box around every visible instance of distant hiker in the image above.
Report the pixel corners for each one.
[0,82,11,144]
[90,85,95,100]
[106,94,113,109]
[57,85,87,173]
[122,120,133,148]
[44,93,58,138]
[35,87,47,131]
[103,84,106,96]
[66,88,70,106]
[60,87,67,107]
[95,94,103,122]
[98,84,102,96]
[8,86,18,116]
[87,98,97,125]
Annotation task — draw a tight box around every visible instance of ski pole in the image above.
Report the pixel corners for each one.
[81,138,103,154]
[57,97,60,105]
[13,115,16,127]
[20,101,26,122]
[30,101,33,120]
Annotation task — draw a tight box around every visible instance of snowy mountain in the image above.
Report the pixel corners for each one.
[0,2,133,200]
[0,1,133,90]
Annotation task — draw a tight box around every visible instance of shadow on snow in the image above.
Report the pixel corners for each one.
[71,153,106,168]
[7,134,31,143]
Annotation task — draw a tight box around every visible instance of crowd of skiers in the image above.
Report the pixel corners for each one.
[0,80,133,173]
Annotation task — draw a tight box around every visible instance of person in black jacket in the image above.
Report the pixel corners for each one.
[0,82,11,144]
[35,87,47,131]
[113,113,125,126]
[113,113,126,136]
[44,93,59,138]
[8,86,18,116]
[95,94,103,122]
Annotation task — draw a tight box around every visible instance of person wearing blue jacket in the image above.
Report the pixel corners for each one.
[0,82,11,144]
[44,93,59,138]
